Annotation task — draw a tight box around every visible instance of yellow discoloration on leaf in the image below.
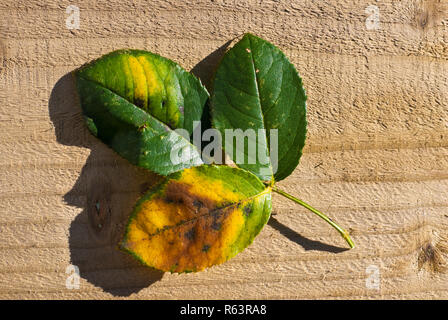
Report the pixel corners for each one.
[138,199,179,232]
[216,206,246,255]
[121,54,134,102]
[125,201,250,272]
[137,56,166,101]
[130,182,214,237]
[178,168,242,204]
[137,56,162,90]
[128,55,148,107]
[121,165,272,273]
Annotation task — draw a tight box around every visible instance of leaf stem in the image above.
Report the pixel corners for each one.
[272,187,355,249]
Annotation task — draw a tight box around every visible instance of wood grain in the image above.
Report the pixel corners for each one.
[0,0,447,299]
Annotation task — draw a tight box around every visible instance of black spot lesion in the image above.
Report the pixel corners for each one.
[244,203,254,217]
[163,181,216,216]
[134,98,145,109]
[193,199,204,210]
[165,195,183,205]
[202,244,210,252]
[184,228,195,240]
[211,220,221,231]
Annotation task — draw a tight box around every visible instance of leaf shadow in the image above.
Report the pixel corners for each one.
[190,38,236,160]
[190,38,234,91]
[49,73,164,297]
[268,216,348,253]
[47,39,263,296]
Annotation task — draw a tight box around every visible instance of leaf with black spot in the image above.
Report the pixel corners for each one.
[121,165,272,273]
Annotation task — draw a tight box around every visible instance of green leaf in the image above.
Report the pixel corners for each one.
[121,165,272,273]
[210,33,307,182]
[74,49,209,176]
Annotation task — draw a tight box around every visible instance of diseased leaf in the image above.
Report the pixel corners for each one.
[210,33,307,182]
[73,39,354,277]
[74,49,209,176]
[121,165,272,273]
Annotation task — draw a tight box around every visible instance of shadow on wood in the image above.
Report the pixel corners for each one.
[190,39,235,158]
[49,73,163,297]
[190,38,233,91]
[268,216,348,253]
[190,38,350,255]
[46,42,276,296]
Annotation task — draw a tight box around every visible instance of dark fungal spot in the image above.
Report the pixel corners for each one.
[134,98,145,109]
[164,197,174,204]
[211,220,221,231]
[185,228,195,240]
[193,199,204,210]
[244,204,253,217]
[210,209,221,220]
[202,244,210,252]
[163,181,216,216]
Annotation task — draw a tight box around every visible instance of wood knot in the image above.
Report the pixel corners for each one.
[418,242,446,273]
[418,11,429,28]
[88,197,112,235]
[86,178,113,241]
[414,0,447,30]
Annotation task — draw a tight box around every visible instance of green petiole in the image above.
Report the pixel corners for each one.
[272,186,355,249]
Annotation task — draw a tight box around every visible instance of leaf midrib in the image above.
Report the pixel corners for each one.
[133,186,271,240]
[247,35,274,181]
[246,34,308,181]
[77,75,202,161]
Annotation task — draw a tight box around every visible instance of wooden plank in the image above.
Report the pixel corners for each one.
[0,0,447,299]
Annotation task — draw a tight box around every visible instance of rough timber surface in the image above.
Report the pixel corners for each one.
[0,0,447,299]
